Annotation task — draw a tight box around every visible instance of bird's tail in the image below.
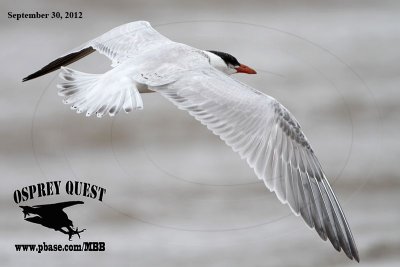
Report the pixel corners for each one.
[58,67,143,118]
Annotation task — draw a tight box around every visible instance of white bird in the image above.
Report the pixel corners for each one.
[23,21,359,262]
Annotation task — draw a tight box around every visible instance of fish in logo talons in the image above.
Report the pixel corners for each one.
[58,226,86,241]
[19,201,85,240]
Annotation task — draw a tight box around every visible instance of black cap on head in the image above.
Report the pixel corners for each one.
[207,50,240,66]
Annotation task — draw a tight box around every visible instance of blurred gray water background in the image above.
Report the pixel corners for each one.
[0,0,399,266]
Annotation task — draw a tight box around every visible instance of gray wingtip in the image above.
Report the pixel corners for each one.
[22,47,95,82]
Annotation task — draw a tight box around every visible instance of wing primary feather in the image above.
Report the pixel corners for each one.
[281,132,291,202]
[304,152,340,251]
[311,151,359,261]
[307,155,345,253]
[284,138,300,214]
[322,178,360,262]
[292,141,314,228]
[297,147,327,240]
[23,47,95,82]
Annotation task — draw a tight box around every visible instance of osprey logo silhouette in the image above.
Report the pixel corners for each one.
[20,201,86,240]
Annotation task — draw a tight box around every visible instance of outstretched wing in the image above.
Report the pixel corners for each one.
[23,21,173,81]
[151,67,359,262]
[33,201,84,210]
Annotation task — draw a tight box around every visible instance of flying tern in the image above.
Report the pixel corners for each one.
[23,21,359,261]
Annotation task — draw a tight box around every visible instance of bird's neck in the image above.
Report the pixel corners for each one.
[203,51,229,73]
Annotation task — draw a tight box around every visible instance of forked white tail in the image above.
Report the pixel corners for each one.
[57,67,143,117]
